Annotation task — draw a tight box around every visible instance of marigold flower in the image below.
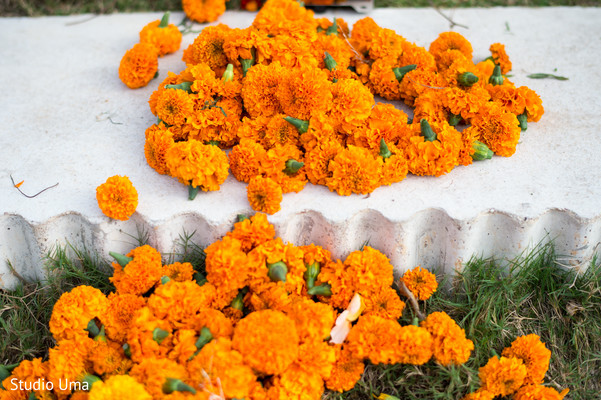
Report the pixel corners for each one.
[263,114,301,149]
[304,140,344,186]
[479,356,527,396]
[88,374,152,400]
[161,261,195,282]
[369,57,403,101]
[369,28,406,60]
[471,102,521,157]
[287,296,336,343]
[192,308,235,339]
[276,65,332,120]
[519,86,544,122]
[139,13,182,57]
[232,309,300,375]
[129,357,188,399]
[313,35,354,71]
[502,334,552,385]
[326,145,383,196]
[245,281,292,312]
[489,43,512,74]
[400,41,437,72]
[513,385,569,400]
[380,142,409,186]
[182,24,231,71]
[429,31,473,62]
[205,235,256,293]
[269,362,324,400]
[226,212,276,252]
[252,0,318,39]
[4,358,48,399]
[47,338,91,396]
[241,62,285,118]
[126,306,173,362]
[49,285,108,342]
[346,315,403,364]
[182,0,227,23]
[461,389,496,400]
[396,325,433,365]
[165,139,229,191]
[144,123,174,175]
[350,16,382,55]
[328,78,374,134]
[88,339,129,376]
[297,340,337,380]
[96,175,138,221]
[402,266,438,301]
[118,42,158,89]
[398,69,446,107]
[229,138,267,183]
[325,346,365,392]
[405,120,462,177]
[155,87,194,127]
[363,287,406,320]
[247,175,283,215]
[110,245,163,296]
[102,292,147,343]
[421,311,474,366]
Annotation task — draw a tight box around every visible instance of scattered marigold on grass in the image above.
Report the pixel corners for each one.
[402,266,438,300]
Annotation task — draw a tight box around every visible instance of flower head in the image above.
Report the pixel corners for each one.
[165,139,229,191]
[182,0,227,23]
[110,245,163,296]
[89,374,152,400]
[247,175,283,214]
[325,346,365,392]
[118,43,158,89]
[144,123,174,175]
[502,334,552,385]
[139,14,182,57]
[96,175,138,221]
[478,356,527,396]
[402,266,438,300]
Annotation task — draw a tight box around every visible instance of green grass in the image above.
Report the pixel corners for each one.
[1,241,600,398]
[0,0,597,17]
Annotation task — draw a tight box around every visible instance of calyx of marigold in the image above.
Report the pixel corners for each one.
[284,116,309,133]
[161,276,171,285]
[307,283,332,296]
[393,64,417,82]
[123,343,132,358]
[195,327,213,351]
[326,18,338,36]
[420,119,437,142]
[284,159,304,175]
[94,325,107,342]
[240,48,256,77]
[222,63,234,82]
[0,363,19,383]
[267,261,288,282]
[159,11,170,28]
[448,113,462,126]
[109,251,133,267]
[163,378,197,395]
[458,72,479,87]
[517,112,528,131]
[489,64,504,86]
[165,82,193,92]
[304,262,321,289]
[188,183,199,201]
[153,327,170,344]
[471,141,493,161]
[379,139,392,159]
[231,287,249,311]
[194,272,207,286]
[237,214,249,222]
[82,374,102,389]
[86,319,101,337]
[324,52,337,72]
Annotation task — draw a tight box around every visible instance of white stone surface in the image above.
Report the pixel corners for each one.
[1,8,601,288]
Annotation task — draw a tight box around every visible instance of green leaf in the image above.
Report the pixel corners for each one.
[527,73,568,81]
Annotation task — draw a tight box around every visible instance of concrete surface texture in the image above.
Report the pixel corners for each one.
[1,8,600,288]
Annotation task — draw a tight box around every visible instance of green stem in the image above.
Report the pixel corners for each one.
[379,139,392,159]
[165,82,193,92]
[307,283,332,296]
[420,119,437,142]
[283,159,304,175]
[283,116,309,133]
[82,374,102,390]
[159,11,170,28]
[222,64,234,82]
[188,184,199,201]
[471,141,493,161]
[489,64,504,86]
[392,64,417,82]
[109,252,132,267]
[326,18,338,35]
[304,262,320,289]
[163,378,197,394]
[324,52,337,72]
[517,112,528,131]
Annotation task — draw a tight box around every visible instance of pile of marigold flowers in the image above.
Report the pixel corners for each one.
[0,213,566,400]
[142,0,543,214]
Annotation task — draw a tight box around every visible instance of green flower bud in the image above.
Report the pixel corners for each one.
[188,326,213,360]
[420,119,437,142]
[188,184,199,201]
[304,262,321,289]
[109,252,132,267]
[267,261,288,283]
[283,116,309,133]
[458,72,479,87]
[163,378,197,395]
[324,52,337,72]
[284,159,304,175]
[489,64,504,86]
[240,48,256,77]
[159,11,170,28]
[392,64,417,82]
[471,141,493,161]
[153,327,170,344]
[231,287,249,311]
[379,138,392,159]
[307,283,332,296]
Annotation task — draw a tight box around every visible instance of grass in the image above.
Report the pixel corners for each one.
[0,0,598,17]
[1,239,600,398]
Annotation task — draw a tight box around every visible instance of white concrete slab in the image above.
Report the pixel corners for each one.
[1,8,601,288]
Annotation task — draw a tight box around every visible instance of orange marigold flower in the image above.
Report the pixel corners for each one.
[471,102,521,157]
[110,245,163,296]
[232,309,300,375]
[205,235,255,293]
[328,78,374,134]
[369,28,406,60]
[192,308,235,339]
[49,285,108,342]
[400,41,438,72]
[247,175,283,215]
[304,140,344,186]
[223,27,263,65]
[421,311,474,366]
[245,281,292,312]
[287,296,337,343]
[227,212,276,252]
[396,325,433,365]
[350,16,382,55]
[118,42,158,89]
[96,175,138,221]
[363,287,405,320]
[88,374,152,400]
[47,338,92,396]
[4,358,48,399]
[326,145,383,196]
[256,34,318,69]
[139,15,182,57]
[436,49,469,72]
[276,65,332,120]
[165,139,229,191]
[161,261,195,282]
[501,334,552,385]
[489,43,512,74]
[182,0,226,23]
[297,340,337,380]
[126,306,173,362]
[149,71,181,116]
[346,315,403,364]
[457,125,479,167]
[429,31,473,62]
[314,35,354,71]
[398,69,446,107]
[263,114,301,149]
[357,103,410,150]
[102,292,147,343]
[129,357,188,399]
[405,120,462,177]
[155,87,194,126]
[380,143,409,186]
[269,362,324,400]
[413,89,448,125]
[487,84,527,115]
[229,138,267,183]
[299,112,340,151]
[369,57,402,101]
[513,385,569,400]
[182,24,231,70]
[241,62,285,118]
[461,389,496,400]
[325,346,365,392]
[88,339,128,376]
[402,266,438,301]
[441,86,490,124]
[188,337,257,399]
[518,86,545,122]
[252,0,318,39]
[479,356,527,397]
[144,123,174,175]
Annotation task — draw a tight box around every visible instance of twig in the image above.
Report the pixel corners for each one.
[10,175,58,199]
[399,281,426,320]
[65,15,98,26]
[434,7,469,30]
